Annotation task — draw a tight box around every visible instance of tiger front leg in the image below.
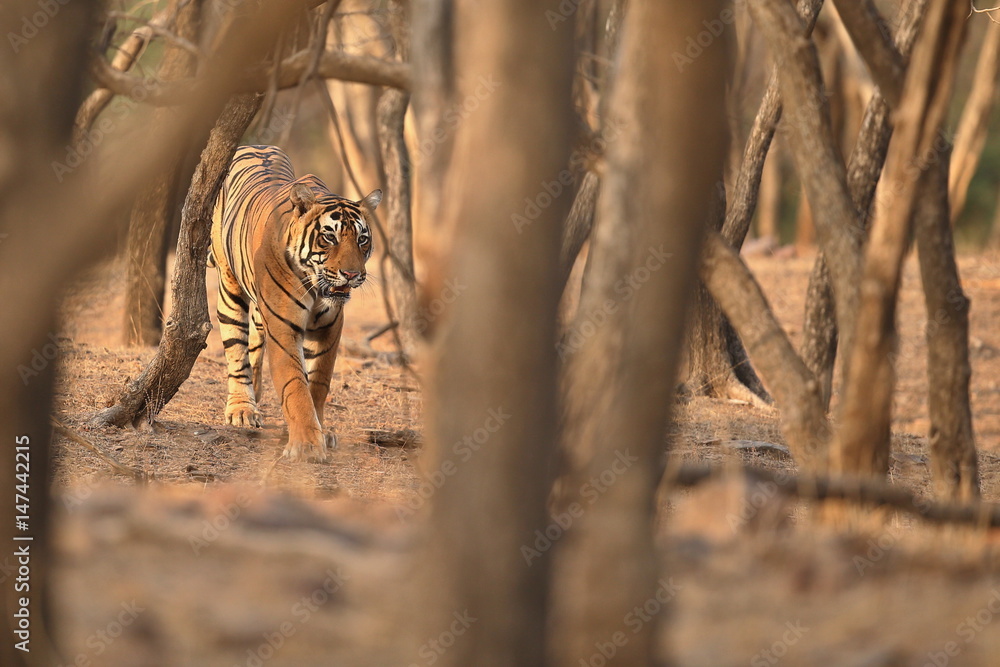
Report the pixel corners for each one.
[264,322,328,463]
[217,273,262,428]
[304,309,345,451]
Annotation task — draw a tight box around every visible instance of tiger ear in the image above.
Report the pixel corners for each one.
[290,183,316,214]
[361,189,382,211]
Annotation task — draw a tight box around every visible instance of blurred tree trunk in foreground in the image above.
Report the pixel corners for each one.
[555,1,729,664]
[0,2,101,665]
[414,0,575,664]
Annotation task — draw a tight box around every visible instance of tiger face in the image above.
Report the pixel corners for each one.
[289,184,381,302]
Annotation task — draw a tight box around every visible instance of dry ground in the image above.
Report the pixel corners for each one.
[46,250,1000,666]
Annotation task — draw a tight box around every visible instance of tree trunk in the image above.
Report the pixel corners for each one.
[834,0,967,478]
[685,185,771,405]
[750,0,864,375]
[123,169,181,346]
[949,20,1000,224]
[700,232,830,467]
[800,0,927,410]
[413,0,575,664]
[554,1,728,664]
[377,87,419,356]
[123,0,203,346]
[720,0,824,249]
[92,93,262,428]
[410,0,455,292]
[0,3,100,665]
[915,155,980,500]
[684,0,823,406]
[375,1,419,358]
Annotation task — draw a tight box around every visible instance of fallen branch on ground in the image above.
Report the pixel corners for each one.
[668,462,1000,529]
[52,417,151,483]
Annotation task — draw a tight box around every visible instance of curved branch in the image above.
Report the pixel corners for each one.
[74,10,167,138]
[90,46,411,106]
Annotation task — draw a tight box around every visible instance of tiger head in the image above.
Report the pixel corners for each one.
[289,183,382,302]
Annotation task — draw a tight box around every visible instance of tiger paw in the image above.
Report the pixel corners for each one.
[282,432,328,463]
[225,402,262,428]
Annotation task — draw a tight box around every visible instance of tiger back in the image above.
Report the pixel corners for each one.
[210,145,381,462]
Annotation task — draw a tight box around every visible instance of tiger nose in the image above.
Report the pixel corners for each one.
[342,270,362,280]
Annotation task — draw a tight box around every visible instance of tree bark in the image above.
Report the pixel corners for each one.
[720,0,824,250]
[684,0,823,406]
[700,232,830,468]
[377,88,418,355]
[413,0,575,664]
[92,93,262,427]
[800,0,927,409]
[554,2,728,664]
[915,155,980,500]
[751,0,864,373]
[124,171,180,345]
[686,185,771,405]
[832,0,906,107]
[834,0,967,478]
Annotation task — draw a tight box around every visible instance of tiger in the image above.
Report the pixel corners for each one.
[210,145,381,462]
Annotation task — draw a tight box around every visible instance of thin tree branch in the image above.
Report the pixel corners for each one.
[106,10,206,59]
[52,418,151,483]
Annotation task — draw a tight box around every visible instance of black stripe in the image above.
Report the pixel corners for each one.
[304,343,337,360]
[308,317,341,332]
[266,330,301,364]
[308,307,344,332]
[222,285,250,312]
[218,313,250,329]
[222,337,246,349]
[279,377,297,397]
[248,342,264,353]
[265,266,308,311]
[263,298,305,335]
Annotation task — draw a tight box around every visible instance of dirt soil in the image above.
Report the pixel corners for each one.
[48,251,1000,666]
